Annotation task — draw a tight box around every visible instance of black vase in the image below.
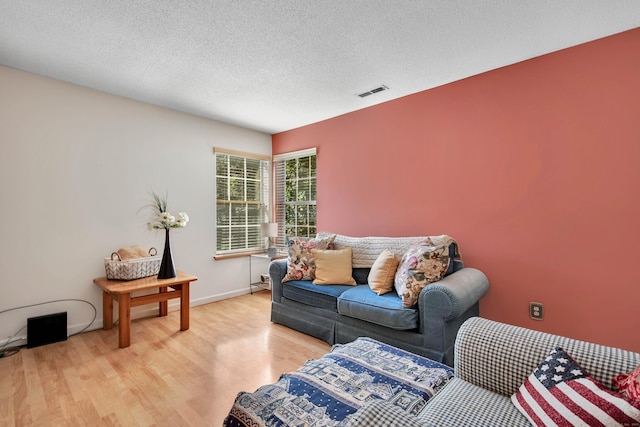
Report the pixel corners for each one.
[158,228,176,279]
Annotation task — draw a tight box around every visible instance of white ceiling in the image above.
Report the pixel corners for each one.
[1,1,640,134]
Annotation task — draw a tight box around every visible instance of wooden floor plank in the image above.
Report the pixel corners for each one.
[0,291,331,426]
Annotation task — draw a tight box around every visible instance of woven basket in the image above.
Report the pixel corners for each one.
[104,247,161,280]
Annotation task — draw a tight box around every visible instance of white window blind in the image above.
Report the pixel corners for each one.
[273,148,317,245]
[214,148,270,254]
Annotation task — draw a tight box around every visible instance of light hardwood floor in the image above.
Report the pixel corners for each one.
[0,291,331,426]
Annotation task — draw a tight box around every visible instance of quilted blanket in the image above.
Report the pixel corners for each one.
[223,337,454,426]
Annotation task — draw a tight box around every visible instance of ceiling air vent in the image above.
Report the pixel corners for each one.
[358,85,389,98]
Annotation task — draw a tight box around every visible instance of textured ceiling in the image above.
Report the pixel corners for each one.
[1,1,640,134]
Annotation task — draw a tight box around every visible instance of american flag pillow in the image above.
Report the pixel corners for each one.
[511,347,640,426]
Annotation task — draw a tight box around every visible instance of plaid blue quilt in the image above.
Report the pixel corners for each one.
[223,337,453,427]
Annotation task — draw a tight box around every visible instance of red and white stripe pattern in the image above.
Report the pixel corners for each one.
[512,347,640,426]
[614,364,640,403]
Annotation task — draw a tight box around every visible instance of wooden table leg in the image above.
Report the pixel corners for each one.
[118,292,131,348]
[103,291,113,330]
[159,286,168,317]
[180,283,190,331]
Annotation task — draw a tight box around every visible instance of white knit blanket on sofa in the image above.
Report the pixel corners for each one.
[316,232,460,268]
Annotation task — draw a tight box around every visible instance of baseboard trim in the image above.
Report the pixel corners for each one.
[6,288,259,344]
[90,288,255,330]
[190,288,253,307]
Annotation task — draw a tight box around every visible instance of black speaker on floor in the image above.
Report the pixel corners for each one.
[27,312,68,348]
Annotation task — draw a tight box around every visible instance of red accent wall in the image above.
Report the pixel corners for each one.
[273,28,640,352]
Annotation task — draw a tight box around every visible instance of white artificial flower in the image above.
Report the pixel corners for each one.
[142,192,189,230]
[177,212,189,223]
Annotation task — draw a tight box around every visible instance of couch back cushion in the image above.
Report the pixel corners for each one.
[316,233,430,268]
[455,317,640,397]
[352,268,371,285]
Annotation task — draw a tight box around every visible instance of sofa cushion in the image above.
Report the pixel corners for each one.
[311,248,356,285]
[282,280,353,311]
[394,243,451,307]
[337,285,419,330]
[367,249,400,295]
[511,346,640,426]
[417,377,531,427]
[282,234,335,282]
[352,267,371,285]
[342,400,425,427]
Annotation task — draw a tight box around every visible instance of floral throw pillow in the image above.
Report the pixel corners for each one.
[394,242,451,307]
[282,235,336,282]
[614,364,640,404]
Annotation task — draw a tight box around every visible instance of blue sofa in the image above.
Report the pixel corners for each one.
[269,234,490,366]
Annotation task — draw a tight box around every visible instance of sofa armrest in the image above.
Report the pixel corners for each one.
[417,267,489,366]
[269,259,288,302]
[419,267,489,320]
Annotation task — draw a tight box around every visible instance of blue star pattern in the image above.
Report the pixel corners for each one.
[533,347,587,389]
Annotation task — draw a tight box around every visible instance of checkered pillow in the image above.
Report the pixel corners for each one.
[511,347,640,426]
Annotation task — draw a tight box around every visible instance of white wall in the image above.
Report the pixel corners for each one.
[0,66,272,346]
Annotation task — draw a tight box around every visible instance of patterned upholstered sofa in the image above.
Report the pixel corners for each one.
[270,233,490,366]
[346,317,640,426]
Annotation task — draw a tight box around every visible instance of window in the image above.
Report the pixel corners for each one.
[273,148,317,244]
[215,148,270,254]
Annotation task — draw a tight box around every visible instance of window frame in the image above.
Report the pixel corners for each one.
[214,148,271,257]
[273,148,317,246]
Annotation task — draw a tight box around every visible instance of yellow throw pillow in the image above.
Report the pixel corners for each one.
[367,249,400,295]
[311,248,356,286]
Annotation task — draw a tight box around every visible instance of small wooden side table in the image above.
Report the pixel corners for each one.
[93,271,198,348]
